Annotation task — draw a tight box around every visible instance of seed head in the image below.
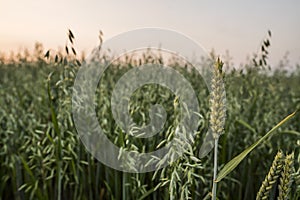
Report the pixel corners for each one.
[210,58,226,139]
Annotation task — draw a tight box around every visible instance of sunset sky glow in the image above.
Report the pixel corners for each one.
[0,0,299,67]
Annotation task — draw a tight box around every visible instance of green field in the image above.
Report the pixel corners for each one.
[0,44,299,200]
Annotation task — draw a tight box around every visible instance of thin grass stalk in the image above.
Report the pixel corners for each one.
[87,155,93,200]
[212,138,219,199]
[95,163,101,199]
[15,157,24,200]
[47,74,62,200]
[122,172,127,200]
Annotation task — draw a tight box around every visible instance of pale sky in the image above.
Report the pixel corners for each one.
[0,0,299,67]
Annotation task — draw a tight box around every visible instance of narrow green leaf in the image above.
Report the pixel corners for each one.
[216,111,297,182]
[236,119,256,134]
[279,130,300,136]
[20,156,35,181]
[138,188,155,200]
[47,75,62,200]
[20,157,44,199]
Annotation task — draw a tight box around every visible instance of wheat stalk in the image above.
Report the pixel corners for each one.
[210,58,226,200]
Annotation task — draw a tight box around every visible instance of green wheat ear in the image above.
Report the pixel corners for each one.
[256,150,285,200]
[210,58,226,200]
[278,152,294,200]
[210,57,226,140]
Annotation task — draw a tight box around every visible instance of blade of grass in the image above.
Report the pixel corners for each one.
[47,73,62,200]
[216,111,297,182]
[20,156,43,199]
[236,119,256,134]
[137,188,155,200]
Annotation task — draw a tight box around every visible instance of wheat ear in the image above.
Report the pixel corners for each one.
[278,152,294,200]
[211,58,226,200]
[256,150,284,200]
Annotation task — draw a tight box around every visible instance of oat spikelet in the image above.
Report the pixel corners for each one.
[210,58,226,139]
[278,152,294,200]
[256,151,285,200]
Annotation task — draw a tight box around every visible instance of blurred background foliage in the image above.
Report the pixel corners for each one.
[0,34,299,199]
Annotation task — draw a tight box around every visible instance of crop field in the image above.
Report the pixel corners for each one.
[0,39,299,200]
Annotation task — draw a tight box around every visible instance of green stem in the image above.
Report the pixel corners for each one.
[212,138,219,200]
